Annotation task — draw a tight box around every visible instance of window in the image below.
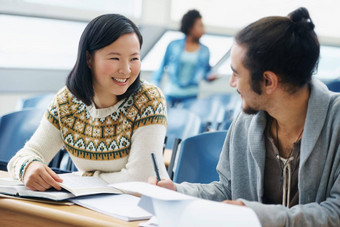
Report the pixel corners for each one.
[25,0,139,14]
[0,0,142,70]
[141,30,233,71]
[171,0,340,40]
[317,45,340,81]
[11,0,142,19]
[0,14,86,69]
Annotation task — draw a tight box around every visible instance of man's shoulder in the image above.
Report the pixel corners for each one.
[328,93,340,117]
[231,111,267,134]
[310,79,340,117]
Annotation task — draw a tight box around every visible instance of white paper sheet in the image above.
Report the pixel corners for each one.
[112,182,261,227]
[111,181,195,200]
[71,194,152,221]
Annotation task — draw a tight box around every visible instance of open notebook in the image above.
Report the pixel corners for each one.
[0,174,151,221]
[0,173,121,201]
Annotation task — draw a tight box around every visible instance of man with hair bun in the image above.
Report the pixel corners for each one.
[150,7,340,226]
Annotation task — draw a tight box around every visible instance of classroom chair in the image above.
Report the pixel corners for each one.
[179,97,227,131]
[58,151,78,172]
[165,108,203,150]
[168,130,228,183]
[48,147,74,173]
[0,108,68,172]
[0,108,45,170]
[219,119,233,130]
[208,93,242,127]
[17,93,55,110]
[325,79,340,92]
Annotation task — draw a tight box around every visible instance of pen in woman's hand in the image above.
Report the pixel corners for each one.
[151,153,161,182]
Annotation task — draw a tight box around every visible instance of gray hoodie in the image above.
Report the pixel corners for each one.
[176,78,340,227]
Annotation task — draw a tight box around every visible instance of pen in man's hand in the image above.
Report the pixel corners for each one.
[151,153,161,182]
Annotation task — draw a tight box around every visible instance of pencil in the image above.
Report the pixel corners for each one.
[151,153,161,181]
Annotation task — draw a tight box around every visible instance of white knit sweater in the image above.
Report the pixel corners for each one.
[8,81,169,184]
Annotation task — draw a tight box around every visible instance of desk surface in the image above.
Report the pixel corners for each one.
[0,171,144,227]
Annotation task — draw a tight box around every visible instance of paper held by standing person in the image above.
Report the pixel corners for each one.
[112,181,261,227]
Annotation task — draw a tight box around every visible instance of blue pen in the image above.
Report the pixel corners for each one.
[151,153,161,181]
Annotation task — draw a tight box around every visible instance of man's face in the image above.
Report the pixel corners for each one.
[229,43,264,115]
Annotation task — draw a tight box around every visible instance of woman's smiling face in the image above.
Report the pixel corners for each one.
[87,32,141,103]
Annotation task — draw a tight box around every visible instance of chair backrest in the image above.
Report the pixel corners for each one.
[17,93,55,110]
[165,108,203,149]
[0,108,45,170]
[325,80,340,92]
[219,119,233,130]
[209,93,242,122]
[48,147,74,173]
[180,98,226,131]
[58,151,78,172]
[172,130,228,184]
[208,93,233,107]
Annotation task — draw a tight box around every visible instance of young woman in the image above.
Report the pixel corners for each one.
[8,14,169,191]
[152,9,218,107]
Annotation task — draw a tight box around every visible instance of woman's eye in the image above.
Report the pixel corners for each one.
[110,57,119,60]
[131,57,139,61]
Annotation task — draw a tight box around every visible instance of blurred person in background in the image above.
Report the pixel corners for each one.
[152,9,218,107]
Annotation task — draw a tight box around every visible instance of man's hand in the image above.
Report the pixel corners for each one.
[23,161,63,191]
[148,176,177,191]
[222,200,246,206]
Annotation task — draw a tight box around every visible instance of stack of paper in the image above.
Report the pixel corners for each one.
[112,182,261,227]
[71,194,152,221]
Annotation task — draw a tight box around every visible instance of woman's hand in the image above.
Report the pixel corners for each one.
[23,161,63,191]
[148,176,177,191]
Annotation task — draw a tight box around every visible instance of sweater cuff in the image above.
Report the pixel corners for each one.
[240,199,288,227]
[174,183,183,193]
[19,158,45,182]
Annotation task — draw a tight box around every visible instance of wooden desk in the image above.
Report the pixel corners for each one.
[0,172,144,227]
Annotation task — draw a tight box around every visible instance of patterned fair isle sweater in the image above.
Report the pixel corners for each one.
[8,81,169,184]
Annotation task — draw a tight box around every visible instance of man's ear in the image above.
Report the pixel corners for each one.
[262,71,278,94]
[86,51,92,69]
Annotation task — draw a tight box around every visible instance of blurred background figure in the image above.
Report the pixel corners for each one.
[152,9,218,107]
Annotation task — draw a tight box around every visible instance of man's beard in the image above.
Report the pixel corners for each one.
[242,106,259,115]
[237,90,260,115]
